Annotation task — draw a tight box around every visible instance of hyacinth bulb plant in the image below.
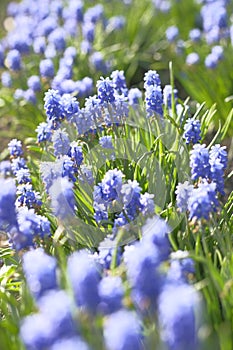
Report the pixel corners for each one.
[0,0,232,349]
[0,65,232,350]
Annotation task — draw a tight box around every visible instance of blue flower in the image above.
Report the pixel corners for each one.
[210,159,225,194]
[186,52,200,66]
[33,36,46,54]
[20,313,56,350]
[152,0,171,12]
[112,94,129,119]
[158,283,199,350]
[61,155,77,182]
[6,49,21,71]
[94,169,124,206]
[15,168,31,184]
[16,183,42,208]
[141,216,171,261]
[44,89,64,125]
[82,21,95,43]
[166,25,179,42]
[104,309,144,350]
[84,4,104,24]
[0,178,17,231]
[97,77,115,105]
[205,53,218,69]
[20,290,76,349]
[22,248,57,300]
[27,75,41,92]
[145,85,163,117]
[15,208,51,249]
[1,71,12,87]
[52,128,70,157]
[99,136,114,149]
[144,70,161,88]
[189,28,201,42]
[128,88,142,106]
[190,144,211,180]
[97,239,122,269]
[211,45,223,60]
[89,51,110,75]
[40,59,55,79]
[106,16,126,32]
[68,141,83,166]
[84,95,102,122]
[183,117,201,144]
[67,250,101,314]
[11,157,27,175]
[61,94,80,121]
[188,181,218,220]
[163,84,178,109]
[175,181,193,212]
[48,28,66,52]
[38,290,76,339]
[24,89,37,105]
[121,180,142,218]
[36,122,52,143]
[40,160,63,192]
[49,177,75,220]
[98,276,124,314]
[110,70,128,96]
[124,240,162,310]
[8,139,23,157]
[65,1,83,22]
[209,144,227,170]
[94,202,108,222]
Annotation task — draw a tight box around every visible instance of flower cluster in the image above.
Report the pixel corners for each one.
[3,139,51,250]
[176,143,228,220]
[166,0,229,69]
[20,216,200,350]
[0,0,129,105]
[93,169,155,233]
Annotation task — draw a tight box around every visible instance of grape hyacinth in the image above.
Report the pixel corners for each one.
[144,70,161,88]
[52,128,70,157]
[67,250,101,314]
[158,283,199,350]
[183,118,201,144]
[20,290,76,349]
[166,25,179,42]
[124,239,162,310]
[188,181,218,220]
[49,177,75,220]
[14,208,51,250]
[44,89,64,126]
[68,141,83,167]
[8,139,23,157]
[98,276,124,314]
[97,77,115,105]
[22,248,58,300]
[163,84,178,109]
[175,181,194,213]
[36,122,52,143]
[0,178,17,231]
[110,69,128,96]
[104,309,144,350]
[144,71,163,118]
[190,144,211,180]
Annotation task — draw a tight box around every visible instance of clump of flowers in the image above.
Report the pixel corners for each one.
[19,215,200,350]
[176,143,228,220]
